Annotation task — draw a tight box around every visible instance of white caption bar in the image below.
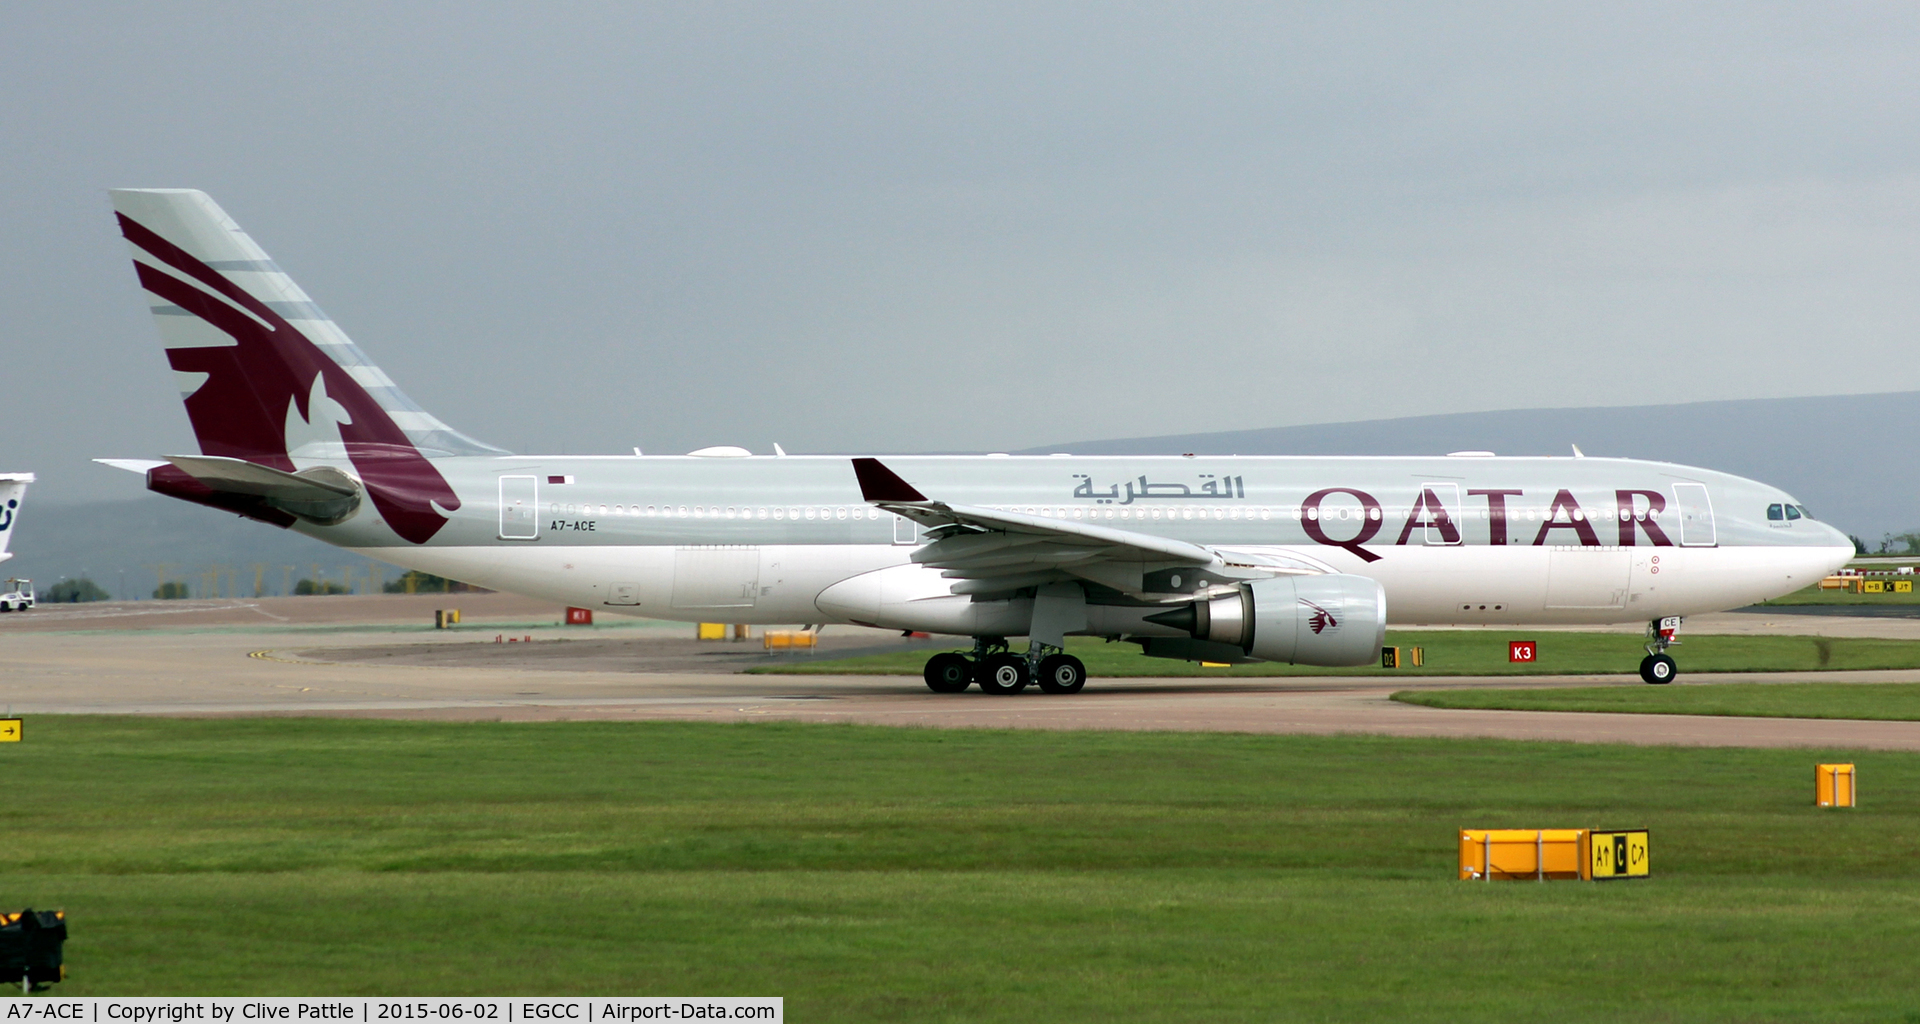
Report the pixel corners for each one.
[3,1000,781,1024]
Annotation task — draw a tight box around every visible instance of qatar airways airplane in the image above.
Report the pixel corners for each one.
[98,189,1852,693]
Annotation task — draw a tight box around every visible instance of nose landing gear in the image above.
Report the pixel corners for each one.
[1639,616,1682,684]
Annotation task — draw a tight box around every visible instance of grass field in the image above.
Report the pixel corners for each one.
[749,630,1920,676]
[6,717,1920,1020]
[1395,681,1920,720]
[1758,582,1920,606]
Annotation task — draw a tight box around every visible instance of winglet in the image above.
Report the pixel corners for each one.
[852,458,928,502]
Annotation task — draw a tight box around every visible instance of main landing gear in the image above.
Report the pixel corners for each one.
[1639,616,1682,684]
[920,637,1088,696]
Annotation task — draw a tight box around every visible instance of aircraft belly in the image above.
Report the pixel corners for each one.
[349,544,907,624]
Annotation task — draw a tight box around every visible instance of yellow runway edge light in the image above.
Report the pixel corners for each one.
[762,629,818,651]
[1458,829,1586,880]
[1817,763,1857,808]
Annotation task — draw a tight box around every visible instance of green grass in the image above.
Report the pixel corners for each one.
[1395,681,1920,720]
[750,631,1920,676]
[1757,582,1920,606]
[6,717,1920,1019]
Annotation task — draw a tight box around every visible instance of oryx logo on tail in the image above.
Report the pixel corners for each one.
[109,190,503,543]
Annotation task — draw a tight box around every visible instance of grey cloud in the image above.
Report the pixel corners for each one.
[5,2,1920,508]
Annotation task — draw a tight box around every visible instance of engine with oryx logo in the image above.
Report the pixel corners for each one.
[1144,575,1387,666]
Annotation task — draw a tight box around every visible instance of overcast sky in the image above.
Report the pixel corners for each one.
[8,2,1920,503]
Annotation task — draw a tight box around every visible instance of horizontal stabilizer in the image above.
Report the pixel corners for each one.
[128,454,365,527]
[164,454,357,503]
[94,458,168,475]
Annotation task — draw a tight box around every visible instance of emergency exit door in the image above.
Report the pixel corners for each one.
[498,475,539,540]
[1671,483,1716,547]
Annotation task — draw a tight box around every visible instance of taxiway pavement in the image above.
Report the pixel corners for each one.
[4,596,1919,750]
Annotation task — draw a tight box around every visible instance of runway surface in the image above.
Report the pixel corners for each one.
[5,595,1920,750]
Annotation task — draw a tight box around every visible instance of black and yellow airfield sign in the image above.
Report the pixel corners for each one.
[0,718,20,742]
[1583,828,1649,880]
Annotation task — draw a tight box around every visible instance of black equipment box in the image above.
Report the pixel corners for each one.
[0,909,66,989]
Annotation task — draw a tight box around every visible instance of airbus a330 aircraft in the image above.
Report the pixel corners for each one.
[98,189,1853,692]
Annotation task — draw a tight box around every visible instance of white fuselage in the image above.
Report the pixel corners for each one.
[309,453,1853,636]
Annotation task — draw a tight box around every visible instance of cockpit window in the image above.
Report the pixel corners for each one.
[1785,505,1803,521]
[1767,503,1784,521]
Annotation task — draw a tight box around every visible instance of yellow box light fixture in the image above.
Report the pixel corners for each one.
[1458,829,1586,881]
[697,622,728,640]
[1817,763,1857,808]
[762,630,818,651]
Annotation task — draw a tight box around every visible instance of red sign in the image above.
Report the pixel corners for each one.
[565,607,593,625]
[1509,640,1537,663]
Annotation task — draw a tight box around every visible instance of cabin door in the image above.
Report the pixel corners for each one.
[1671,483,1717,547]
[498,475,539,540]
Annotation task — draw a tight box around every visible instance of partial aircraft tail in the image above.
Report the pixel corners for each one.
[108,189,504,463]
[0,473,34,564]
[108,190,505,543]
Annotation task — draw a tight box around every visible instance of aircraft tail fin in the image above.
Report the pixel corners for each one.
[107,190,500,543]
[108,189,506,464]
[0,473,35,563]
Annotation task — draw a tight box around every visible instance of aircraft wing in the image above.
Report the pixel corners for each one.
[851,457,1307,599]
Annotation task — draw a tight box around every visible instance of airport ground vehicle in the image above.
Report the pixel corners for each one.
[97,190,1854,690]
[0,578,34,612]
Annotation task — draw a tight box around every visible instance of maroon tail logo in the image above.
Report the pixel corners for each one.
[1301,599,1339,635]
[119,214,458,544]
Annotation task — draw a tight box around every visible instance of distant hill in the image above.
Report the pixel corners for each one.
[1026,391,1920,544]
[3,495,377,600]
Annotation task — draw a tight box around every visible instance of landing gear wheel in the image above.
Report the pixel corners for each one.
[1035,654,1087,695]
[977,653,1030,695]
[1640,653,1676,685]
[923,652,974,693]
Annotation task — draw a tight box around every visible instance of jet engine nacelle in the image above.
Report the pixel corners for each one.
[1154,574,1386,666]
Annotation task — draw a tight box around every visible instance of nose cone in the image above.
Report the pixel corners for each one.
[1816,522,1856,572]
[1789,522,1857,590]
